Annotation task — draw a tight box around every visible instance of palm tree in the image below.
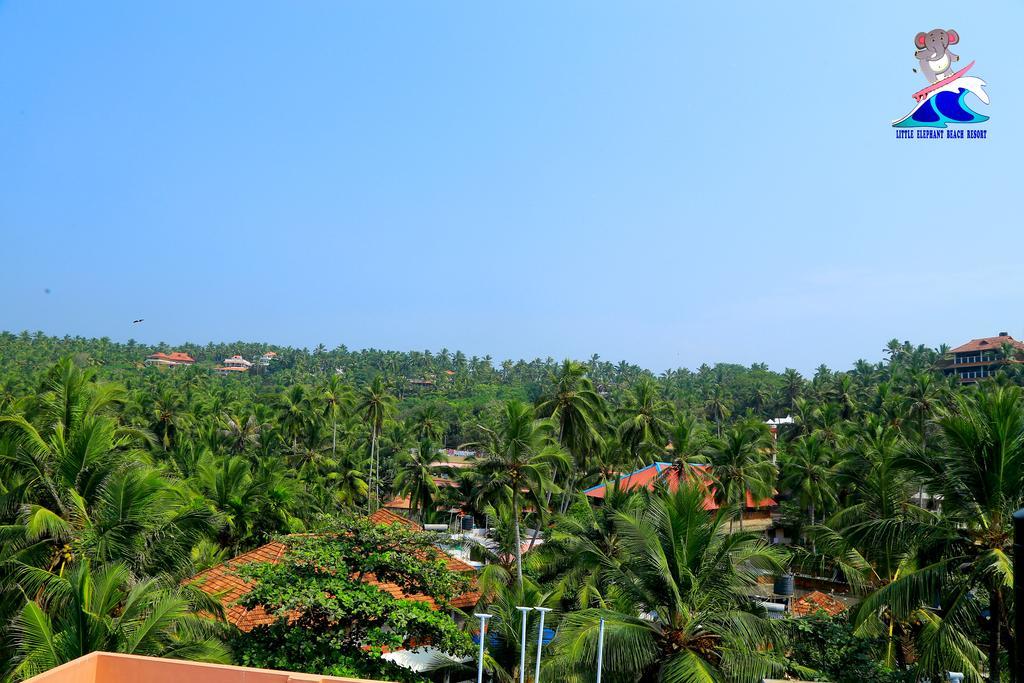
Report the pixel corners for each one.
[320,375,353,457]
[780,431,836,550]
[393,440,442,522]
[472,401,567,590]
[781,368,804,409]
[355,376,395,512]
[819,422,945,674]
[9,561,228,680]
[703,383,732,437]
[150,388,187,450]
[534,482,643,610]
[196,456,267,552]
[704,421,776,531]
[616,377,671,461]
[873,386,1024,681]
[328,452,369,508]
[0,413,216,578]
[410,402,447,445]
[545,484,787,682]
[537,360,606,461]
[219,413,261,455]
[536,360,607,511]
[830,374,858,420]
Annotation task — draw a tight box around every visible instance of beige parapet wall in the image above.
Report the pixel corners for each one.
[24,652,396,683]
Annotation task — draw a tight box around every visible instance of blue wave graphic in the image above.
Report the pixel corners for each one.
[893,88,989,128]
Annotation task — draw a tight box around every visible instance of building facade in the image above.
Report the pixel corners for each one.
[942,332,1024,383]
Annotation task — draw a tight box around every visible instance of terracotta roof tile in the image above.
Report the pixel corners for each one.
[791,591,848,618]
[950,335,1024,354]
[188,511,476,631]
[583,462,777,509]
[368,508,418,528]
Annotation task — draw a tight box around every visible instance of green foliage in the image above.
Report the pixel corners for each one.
[228,517,473,680]
[2,332,1023,682]
[781,613,916,683]
[8,561,229,681]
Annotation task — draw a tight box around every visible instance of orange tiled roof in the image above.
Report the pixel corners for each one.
[368,507,417,528]
[950,335,1024,354]
[167,352,195,362]
[383,495,412,510]
[189,510,476,631]
[583,462,777,509]
[791,591,848,618]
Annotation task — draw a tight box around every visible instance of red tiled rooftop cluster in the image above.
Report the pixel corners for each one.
[188,509,478,632]
[790,591,848,618]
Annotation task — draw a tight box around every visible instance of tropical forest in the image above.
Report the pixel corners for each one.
[0,330,1022,683]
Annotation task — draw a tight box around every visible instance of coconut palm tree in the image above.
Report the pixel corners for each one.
[703,383,732,437]
[472,401,568,590]
[277,384,312,446]
[219,413,261,455]
[545,484,787,682]
[817,422,952,675]
[780,368,804,409]
[616,377,671,461]
[0,413,216,578]
[537,360,606,461]
[8,561,228,680]
[150,388,187,450]
[536,360,607,511]
[780,431,836,550]
[355,376,395,512]
[393,440,442,522]
[320,375,353,457]
[410,402,447,445]
[869,386,1024,681]
[704,421,776,531]
[534,482,644,610]
[666,412,708,476]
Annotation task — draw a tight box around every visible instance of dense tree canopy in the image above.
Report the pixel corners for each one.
[1,330,1022,682]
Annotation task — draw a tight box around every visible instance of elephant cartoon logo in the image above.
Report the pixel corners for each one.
[914,29,960,83]
[892,28,989,128]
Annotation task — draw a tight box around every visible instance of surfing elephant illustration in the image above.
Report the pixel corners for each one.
[915,29,960,82]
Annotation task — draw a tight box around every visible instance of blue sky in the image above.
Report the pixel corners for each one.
[1,2,1021,374]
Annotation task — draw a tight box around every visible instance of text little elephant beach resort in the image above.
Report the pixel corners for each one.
[895,128,987,139]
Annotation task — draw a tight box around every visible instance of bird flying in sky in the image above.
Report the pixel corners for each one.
[132,319,144,324]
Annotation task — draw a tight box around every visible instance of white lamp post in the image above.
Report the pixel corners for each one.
[516,606,532,683]
[474,613,492,683]
[533,607,552,683]
[596,618,606,683]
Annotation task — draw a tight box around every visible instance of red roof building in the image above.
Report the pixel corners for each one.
[941,332,1024,383]
[144,351,195,367]
[790,591,849,618]
[187,509,478,632]
[583,462,776,530]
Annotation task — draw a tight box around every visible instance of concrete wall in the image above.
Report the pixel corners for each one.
[25,653,396,683]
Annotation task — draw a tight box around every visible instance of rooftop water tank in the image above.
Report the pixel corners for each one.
[774,573,795,596]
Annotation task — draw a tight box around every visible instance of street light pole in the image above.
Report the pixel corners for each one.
[596,618,606,683]
[517,606,532,683]
[534,607,552,683]
[475,613,492,683]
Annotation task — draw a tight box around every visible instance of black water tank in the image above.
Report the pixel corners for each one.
[774,573,795,596]
[461,515,474,531]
